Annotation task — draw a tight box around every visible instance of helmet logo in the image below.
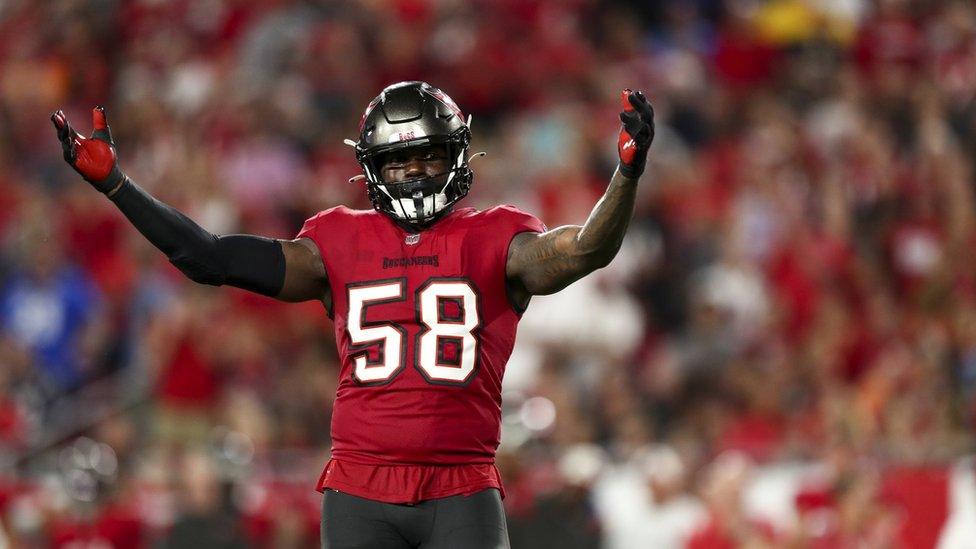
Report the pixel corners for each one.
[387,128,426,143]
[405,233,421,245]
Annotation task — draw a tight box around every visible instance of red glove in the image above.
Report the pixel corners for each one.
[51,106,124,193]
[617,89,654,179]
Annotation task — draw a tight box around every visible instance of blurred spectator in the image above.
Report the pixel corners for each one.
[0,199,106,396]
[594,444,706,549]
[159,448,249,549]
[686,451,778,548]
[508,444,603,549]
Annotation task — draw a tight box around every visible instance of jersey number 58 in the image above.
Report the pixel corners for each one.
[346,278,481,386]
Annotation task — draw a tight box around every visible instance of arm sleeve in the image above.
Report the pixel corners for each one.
[109,177,286,297]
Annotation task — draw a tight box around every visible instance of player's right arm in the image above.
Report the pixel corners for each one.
[51,107,329,304]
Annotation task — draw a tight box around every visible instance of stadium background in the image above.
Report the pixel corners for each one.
[1,0,976,547]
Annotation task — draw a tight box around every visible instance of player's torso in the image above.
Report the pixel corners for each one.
[318,207,522,465]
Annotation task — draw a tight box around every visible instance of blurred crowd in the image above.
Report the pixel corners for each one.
[1,0,976,547]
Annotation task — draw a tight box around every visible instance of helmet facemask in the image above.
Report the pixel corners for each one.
[353,82,474,229]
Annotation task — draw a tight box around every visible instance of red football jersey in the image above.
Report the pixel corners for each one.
[296,204,545,503]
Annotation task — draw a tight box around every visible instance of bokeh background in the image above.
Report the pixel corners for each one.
[1,0,976,547]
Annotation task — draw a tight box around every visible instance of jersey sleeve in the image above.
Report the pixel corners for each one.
[295,206,346,253]
[296,209,326,242]
[493,204,546,236]
[295,206,351,284]
[490,205,546,315]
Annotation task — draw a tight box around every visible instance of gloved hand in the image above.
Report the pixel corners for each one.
[617,89,654,179]
[51,106,125,194]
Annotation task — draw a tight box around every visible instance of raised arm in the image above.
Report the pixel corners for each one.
[51,107,329,304]
[506,90,653,304]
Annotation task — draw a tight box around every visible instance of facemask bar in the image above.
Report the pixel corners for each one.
[356,127,472,227]
[369,163,469,225]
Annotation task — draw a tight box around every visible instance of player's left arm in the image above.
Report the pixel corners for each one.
[506,90,653,302]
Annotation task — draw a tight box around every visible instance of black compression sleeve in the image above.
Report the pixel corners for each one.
[109,177,286,297]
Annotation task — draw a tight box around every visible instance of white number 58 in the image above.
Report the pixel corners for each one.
[346,278,481,385]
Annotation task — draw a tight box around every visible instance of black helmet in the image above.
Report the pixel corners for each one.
[354,81,473,228]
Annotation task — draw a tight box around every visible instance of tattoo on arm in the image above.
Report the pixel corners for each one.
[508,169,639,297]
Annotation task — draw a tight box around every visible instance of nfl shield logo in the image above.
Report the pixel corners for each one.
[405,234,421,245]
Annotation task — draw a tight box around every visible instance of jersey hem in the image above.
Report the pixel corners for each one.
[315,458,506,505]
[318,478,504,505]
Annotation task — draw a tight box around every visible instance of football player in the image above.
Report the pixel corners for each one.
[52,81,654,549]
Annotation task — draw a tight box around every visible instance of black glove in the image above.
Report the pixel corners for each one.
[617,89,654,179]
[51,106,125,194]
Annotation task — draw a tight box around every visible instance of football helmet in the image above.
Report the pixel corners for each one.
[353,81,473,228]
